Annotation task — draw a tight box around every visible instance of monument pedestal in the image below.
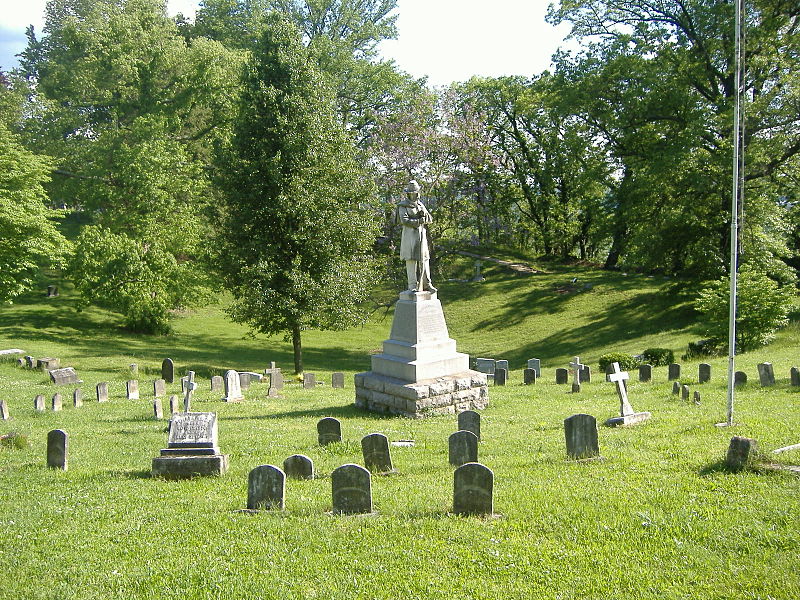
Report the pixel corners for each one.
[152,412,229,479]
[355,291,488,418]
[604,411,652,427]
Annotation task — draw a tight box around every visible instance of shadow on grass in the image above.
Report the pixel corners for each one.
[222,404,398,421]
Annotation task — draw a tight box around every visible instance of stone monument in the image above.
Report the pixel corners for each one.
[354,180,487,417]
[151,412,229,478]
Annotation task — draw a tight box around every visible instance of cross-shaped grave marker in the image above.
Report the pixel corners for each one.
[569,356,584,393]
[183,370,198,412]
[604,362,651,427]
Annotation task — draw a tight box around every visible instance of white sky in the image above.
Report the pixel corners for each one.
[0,0,571,85]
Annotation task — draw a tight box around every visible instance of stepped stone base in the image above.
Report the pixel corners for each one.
[355,371,488,418]
[152,454,229,479]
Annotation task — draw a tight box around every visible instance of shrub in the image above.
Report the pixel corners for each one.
[641,348,674,367]
[598,352,640,373]
[682,338,724,361]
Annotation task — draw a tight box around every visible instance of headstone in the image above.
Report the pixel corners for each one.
[331,372,345,389]
[153,398,164,420]
[471,259,485,282]
[564,414,600,459]
[222,369,244,402]
[161,358,175,384]
[452,462,494,516]
[183,371,197,412]
[496,359,509,373]
[25,355,35,368]
[247,465,286,510]
[638,364,652,383]
[791,367,800,387]
[757,363,775,386]
[494,368,507,386]
[241,371,263,383]
[0,348,25,361]
[361,433,394,474]
[283,454,314,480]
[523,368,537,385]
[668,363,681,380]
[72,389,82,408]
[697,363,711,384]
[527,358,541,377]
[169,395,179,414]
[317,417,342,445]
[47,429,68,470]
[331,464,372,514]
[672,381,681,395]
[734,371,748,386]
[16,358,24,368]
[458,410,481,441]
[605,362,651,427]
[570,357,584,393]
[238,372,251,390]
[475,358,495,375]
[210,375,224,392]
[580,364,591,383]
[681,384,690,401]
[153,379,166,398]
[51,393,62,411]
[46,285,59,297]
[129,363,138,376]
[0,400,8,421]
[151,412,229,478]
[693,390,701,404]
[449,430,479,467]
[726,436,758,471]
[303,373,316,389]
[96,382,108,402]
[34,394,45,412]
[49,367,79,385]
[126,380,139,400]
[269,371,284,390]
[37,357,60,370]
[555,368,568,385]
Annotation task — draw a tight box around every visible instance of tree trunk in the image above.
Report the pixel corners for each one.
[292,324,303,375]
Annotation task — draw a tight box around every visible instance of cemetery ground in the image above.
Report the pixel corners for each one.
[1,259,799,599]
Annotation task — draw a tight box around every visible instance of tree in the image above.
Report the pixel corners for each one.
[215,15,378,374]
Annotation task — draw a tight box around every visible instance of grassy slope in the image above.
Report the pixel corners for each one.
[0,262,798,600]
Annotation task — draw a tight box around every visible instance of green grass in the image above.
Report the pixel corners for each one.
[1,267,798,599]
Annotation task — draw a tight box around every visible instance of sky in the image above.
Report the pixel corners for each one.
[0,0,572,86]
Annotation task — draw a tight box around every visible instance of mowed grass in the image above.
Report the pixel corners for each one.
[0,264,799,600]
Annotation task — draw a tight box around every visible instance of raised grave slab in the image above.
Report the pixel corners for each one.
[152,412,229,479]
[49,367,81,385]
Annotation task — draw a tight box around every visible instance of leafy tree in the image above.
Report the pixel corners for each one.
[215,14,378,374]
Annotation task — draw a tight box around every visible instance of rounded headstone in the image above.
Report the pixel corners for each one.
[161,358,175,384]
[283,454,314,480]
[726,436,758,471]
[331,464,372,514]
[247,465,286,510]
[361,433,393,474]
[448,430,479,467]
[47,429,68,470]
[457,410,481,441]
[453,462,494,516]
[564,413,599,459]
[317,417,342,446]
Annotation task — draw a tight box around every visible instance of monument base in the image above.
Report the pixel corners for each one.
[152,454,229,479]
[355,371,488,418]
[604,412,652,427]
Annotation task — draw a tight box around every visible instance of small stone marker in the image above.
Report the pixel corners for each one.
[605,362,651,427]
[222,369,244,402]
[129,363,138,376]
[96,382,108,402]
[757,363,775,386]
[361,433,394,474]
[210,375,224,392]
[734,371,748,386]
[161,358,175,384]
[453,462,494,516]
[449,430,479,466]
[681,384,690,401]
[331,372,345,388]
[151,412,229,478]
[34,394,45,412]
[46,285,58,297]
[496,359,509,373]
[72,389,82,408]
[0,400,9,421]
[693,390,701,404]
[269,370,284,390]
[475,358,495,375]
[16,358,24,367]
[698,363,711,383]
[47,429,68,470]
[37,357,60,370]
[555,368,568,384]
[153,379,166,397]
[570,357,584,393]
[580,364,591,383]
[668,363,681,380]
[153,398,164,420]
[126,380,139,400]
[303,373,316,389]
[494,368,508,386]
[791,367,800,387]
[317,417,342,445]
[247,465,286,510]
[672,381,681,395]
[49,367,79,385]
[169,395,179,414]
[527,358,541,377]
[183,371,197,412]
[283,454,314,480]
[25,355,35,368]
[523,368,537,385]
[638,364,652,383]
[564,414,600,459]
[331,464,372,514]
[726,436,758,471]
[458,410,481,440]
[51,393,62,411]
[238,372,251,390]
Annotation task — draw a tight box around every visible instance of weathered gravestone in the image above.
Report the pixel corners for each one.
[317,417,342,445]
[180,376,189,394]
[693,390,701,404]
[734,371,748,386]
[153,398,164,420]
[283,454,314,480]
[47,429,68,470]
[331,372,345,389]
[580,364,591,383]
[0,400,9,421]
[361,433,394,474]
[699,363,712,384]
[639,364,652,383]
[453,462,494,516]
[161,358,175,384]
[303,373,316,389]
[153,379,166,398]
[126,380,139,400]
[151,412,229,478]
[757,363,775,386]
[475,358,495,376]
[169,395,179,414]
[25,356,35,368]
[37,357,60,371]
[726,436,758,471]
[458,410,481,441]
[46,285,58,298]
[496,360,509,373]
[238,372,251,390]
[269,371,284,391]
[331,464,372,514]
[570,357,584,393]
[564,414,600,459]
[34,394,45,412]
[449,430,479,467]
[672,381,681,395]
[16,358,24,368]
[129,364,139,377]
[51,393,62,411]
[681,384,690,401]
[222,369,244,402]
[72,389,82,408]
[49,367,79,385]
[605,362,651,427]
[96,382,108,403]
[668,363,681,380]
[555,368,569,384]
[791,367,800,387]
[247,465,286,510]
[523,368,537,385]
[527,358,541,377]
[210,375,224,393]
[494,368,508,386]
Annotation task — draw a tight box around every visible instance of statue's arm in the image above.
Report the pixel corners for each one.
[399,206,421,228]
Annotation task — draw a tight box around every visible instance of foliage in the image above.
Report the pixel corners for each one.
[598,352,640,373]
[694,265,795,352]
[215,14,379,373]
[0,432,30,450]
[0,124,71,303]
[682,338,724,361]
[640,348,674,367]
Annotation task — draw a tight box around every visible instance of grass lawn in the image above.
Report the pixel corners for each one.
[1,263,798,599]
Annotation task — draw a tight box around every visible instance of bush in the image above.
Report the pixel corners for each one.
[682,338,724,361]
[641,348,674,367]
[598,352,640,373]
